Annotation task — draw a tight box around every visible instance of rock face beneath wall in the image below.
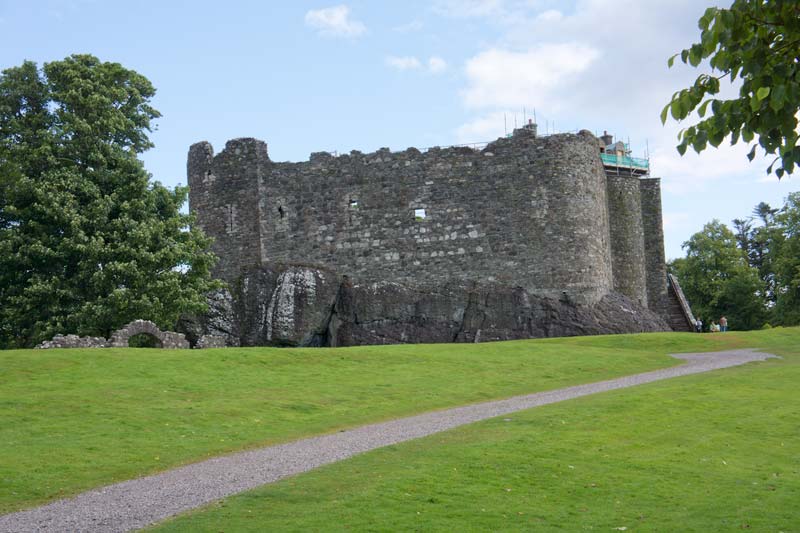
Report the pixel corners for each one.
[182,263,670,347]
[235,265,340,346]
[177,289,239,347]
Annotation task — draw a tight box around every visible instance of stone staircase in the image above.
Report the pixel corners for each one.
[666,274,695,332]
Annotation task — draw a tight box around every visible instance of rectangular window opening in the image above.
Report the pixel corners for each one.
[414,208,427,220]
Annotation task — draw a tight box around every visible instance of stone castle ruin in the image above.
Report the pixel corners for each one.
[184,125,694,347]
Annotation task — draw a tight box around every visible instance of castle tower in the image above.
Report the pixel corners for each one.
[187,138,270,281]
[600,133,649,308]
[534,130,614,304]
[640,177,669,317]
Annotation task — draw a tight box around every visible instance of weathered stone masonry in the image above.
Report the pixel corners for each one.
[187,128,677,346]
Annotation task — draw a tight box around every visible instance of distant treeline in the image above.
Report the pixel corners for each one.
[669,192,800,331]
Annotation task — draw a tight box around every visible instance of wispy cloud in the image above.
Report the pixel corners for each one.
[385,56,422,71]
[386,55,449,75]
[652,139,768,194]
[305,5,366,38]
[455,110,510,142]
[428,56,447,74]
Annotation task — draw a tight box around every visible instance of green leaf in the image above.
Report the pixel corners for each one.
[670,99,683,120]
[757,87,771,101]
[679,93,693,117]
[660,104,670,125]
[698,9,714,30]
[770,84,786,112]
[747,145,757,161]
[668,53,678,68]
[698,99,712,118]
[689,44,703,67]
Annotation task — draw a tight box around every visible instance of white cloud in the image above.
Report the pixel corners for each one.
[652,136,767,195]
[428,56,447,74]
[305,5,366,38]
[461,43,600,110]
[386,56,422,70]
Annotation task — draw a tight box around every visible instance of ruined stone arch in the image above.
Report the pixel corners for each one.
[108,320,190,349]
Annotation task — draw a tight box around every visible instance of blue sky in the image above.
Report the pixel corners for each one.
[1,0,797,259]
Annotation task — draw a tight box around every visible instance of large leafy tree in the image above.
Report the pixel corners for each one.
[670,220,766,330]
[661,1,800,177]
[773,192,800,325]
[0,55,218,348]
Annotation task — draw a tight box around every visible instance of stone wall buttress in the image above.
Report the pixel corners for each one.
[640,177,668,319]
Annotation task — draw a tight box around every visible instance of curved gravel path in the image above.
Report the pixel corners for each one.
[0,348,776,533]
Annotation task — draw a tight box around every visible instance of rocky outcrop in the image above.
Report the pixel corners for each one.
[235,266,340,347]
[184,264,671,348]
[177,288,239,347]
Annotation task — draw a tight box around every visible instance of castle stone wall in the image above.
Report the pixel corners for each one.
[190,130,615,305]
[606,173,648,307]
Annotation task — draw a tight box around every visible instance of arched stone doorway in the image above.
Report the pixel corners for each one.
[127,332,164,348]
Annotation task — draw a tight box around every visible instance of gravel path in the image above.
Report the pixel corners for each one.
[0,348,776,533]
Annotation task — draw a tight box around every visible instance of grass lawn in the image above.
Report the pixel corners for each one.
[0,330,781,516]
[149,327,800,532]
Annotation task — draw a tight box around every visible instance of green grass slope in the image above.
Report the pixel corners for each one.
[151,327,800,532]
[0,330,783,515]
